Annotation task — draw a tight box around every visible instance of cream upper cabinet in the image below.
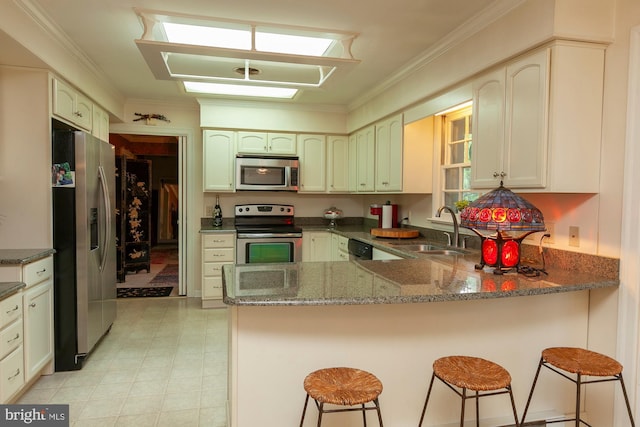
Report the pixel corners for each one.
[471,41,605,192]
[302,231,332,262]
[402,116,434,194]
[203,130,235,192]
[297,134,326,193]
[52,78,92,131]
[349,125,375,192]
[92,104,110,142]
[237,132,296,155]
[375,114,403,192]
[327,135,349,193]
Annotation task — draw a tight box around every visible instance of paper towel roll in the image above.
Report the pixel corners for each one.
[382,205,393,228]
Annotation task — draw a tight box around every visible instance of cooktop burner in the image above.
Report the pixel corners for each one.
[234,204,301,234]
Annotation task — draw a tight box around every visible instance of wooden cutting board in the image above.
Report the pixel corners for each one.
[370,228,420,238]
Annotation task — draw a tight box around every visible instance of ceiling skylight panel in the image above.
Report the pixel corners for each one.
[255,32,333,56]
[183,81,298,98]
[163,23,251,50]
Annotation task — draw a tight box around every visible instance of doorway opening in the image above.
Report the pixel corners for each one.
[110,133,182,297]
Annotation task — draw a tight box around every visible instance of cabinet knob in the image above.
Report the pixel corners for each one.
[492,171,506,178]
[29,303,36,308]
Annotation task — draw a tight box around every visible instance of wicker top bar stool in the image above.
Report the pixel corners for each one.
[521,347,636,427]
[299,367,384,427]
[418,355,520,427]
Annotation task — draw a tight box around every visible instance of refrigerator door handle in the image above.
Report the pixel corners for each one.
[98,165,111,272]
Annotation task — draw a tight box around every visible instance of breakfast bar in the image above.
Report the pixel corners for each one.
[222,248,620,427]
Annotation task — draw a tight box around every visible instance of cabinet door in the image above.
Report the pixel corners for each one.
[203,130,235,192]
[504,48,549,188]
[327,135,349,192]
[303,232,332,262]
[471,68,505,188]
[74,92,93,131]
[348,134,358,192]
[297,134,326,192]
[268,133,297,155]
[375,114,403,192]
[355,126,375,192]
[23,280,54,382]
[92,105,110,142]
[237,132,268,154]
[52,79,77,124]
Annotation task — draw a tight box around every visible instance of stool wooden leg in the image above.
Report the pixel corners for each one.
[418,372,436,427]
[618,374,636,427]
[300,394,310,427]
[521,357,544,425]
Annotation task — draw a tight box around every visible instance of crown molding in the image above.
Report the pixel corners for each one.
[347,0,526,112]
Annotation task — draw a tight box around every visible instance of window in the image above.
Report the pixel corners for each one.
[440,105,480,210]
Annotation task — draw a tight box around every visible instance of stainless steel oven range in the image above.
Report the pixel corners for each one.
[235,204,302,264]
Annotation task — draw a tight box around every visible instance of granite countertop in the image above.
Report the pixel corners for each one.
[221,225,619,306]
[0,249,55,265]
[0,282,25,300]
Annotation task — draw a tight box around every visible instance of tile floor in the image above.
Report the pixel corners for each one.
[17,297,228,427]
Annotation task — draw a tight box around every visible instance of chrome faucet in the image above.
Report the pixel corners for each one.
[436,206,459,247]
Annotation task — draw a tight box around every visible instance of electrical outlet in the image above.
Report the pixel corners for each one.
[569,226,580,247]
[205,205,213,216]
[545,222,555,244]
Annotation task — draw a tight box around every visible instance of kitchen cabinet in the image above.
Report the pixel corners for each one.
[302,231,332,262]
[297,134,326,192]
[92,104,110,142]
[0,255,54,403]
[203,130,236,192]
[237,131,296,155]
[349,125,375,192]
[375,114,403,192]
[23,280,53,383]
[327,135,349,193]
[201,233,235,307]
[331,234,349,261]
[52,77,93,131]
[0,292,23,403]
[471,41,605,192]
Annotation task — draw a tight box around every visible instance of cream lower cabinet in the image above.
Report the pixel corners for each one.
[302,231,332,262]
[202,233,235,307]
[0,255,54,403]
[331,234,349,261]
[471,41,605,192]
[23,280,53,383]
[0,292,24,403]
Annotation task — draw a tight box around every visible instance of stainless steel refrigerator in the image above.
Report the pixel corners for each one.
[52,121,117,371]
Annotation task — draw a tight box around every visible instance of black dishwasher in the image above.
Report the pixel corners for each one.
[347,239,373,260]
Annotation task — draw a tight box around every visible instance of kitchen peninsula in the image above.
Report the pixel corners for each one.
[222,240,620,427]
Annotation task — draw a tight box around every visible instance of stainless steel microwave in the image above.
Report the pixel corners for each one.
[235,156,299,191]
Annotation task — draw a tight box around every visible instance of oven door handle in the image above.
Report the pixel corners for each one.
[237,232,302,239]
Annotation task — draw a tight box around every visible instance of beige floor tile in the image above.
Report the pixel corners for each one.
[72,416,118,427]
[128,380,168,398]
[156,409,200,427]
[114,413,159,427]
[119,395,164,416]
[161,391,202,412]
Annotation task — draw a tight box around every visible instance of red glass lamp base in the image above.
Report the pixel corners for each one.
[473,232,535,275]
